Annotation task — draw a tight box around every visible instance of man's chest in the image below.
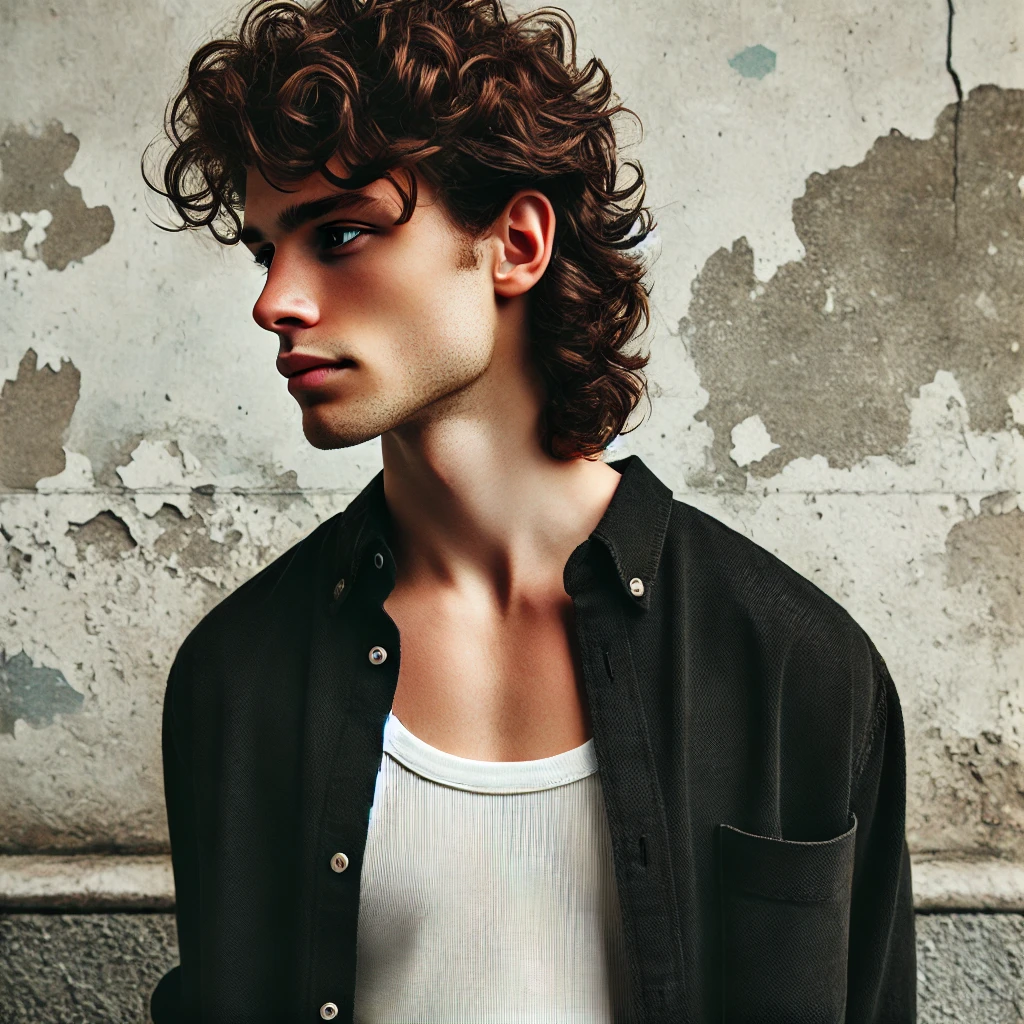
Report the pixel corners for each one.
[382,581,593,760]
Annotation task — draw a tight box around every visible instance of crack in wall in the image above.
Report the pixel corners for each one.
[946,0,964,236]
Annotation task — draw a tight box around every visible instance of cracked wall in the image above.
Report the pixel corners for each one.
[682,85,1022,488]
[0,0,1021,876]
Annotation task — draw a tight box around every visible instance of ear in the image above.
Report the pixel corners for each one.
[492,190,556,298]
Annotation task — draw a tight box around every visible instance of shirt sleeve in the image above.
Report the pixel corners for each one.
[845,645,917,1021]
[150,654,201,1024]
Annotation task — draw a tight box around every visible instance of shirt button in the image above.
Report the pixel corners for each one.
[368,646,387,665]
[330,851,349,873]
[373,552,384,569]
[320,1002,339,1020]
[629,577,645,597]
[332,578,345,600]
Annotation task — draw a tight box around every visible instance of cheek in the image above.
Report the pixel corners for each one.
[355,255,496,368]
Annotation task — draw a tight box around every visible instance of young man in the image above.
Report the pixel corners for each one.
[146,1,915,1021]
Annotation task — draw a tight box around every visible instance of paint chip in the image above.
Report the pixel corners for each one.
[0,649,84,735]
[728,45,777,80]
[729,414,780,467]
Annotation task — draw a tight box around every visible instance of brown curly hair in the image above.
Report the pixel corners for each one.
[143,0,655,458]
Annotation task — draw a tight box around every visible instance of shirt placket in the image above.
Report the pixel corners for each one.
[307,537,400,1023]
[566,541,686,1024]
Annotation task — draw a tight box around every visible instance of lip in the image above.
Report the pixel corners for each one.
[276,352,353,378]
[286,363,352,393]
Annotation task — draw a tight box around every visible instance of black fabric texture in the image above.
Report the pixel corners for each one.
[151,455,916,1024]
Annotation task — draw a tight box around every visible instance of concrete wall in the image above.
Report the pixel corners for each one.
[1,0,1022,1015]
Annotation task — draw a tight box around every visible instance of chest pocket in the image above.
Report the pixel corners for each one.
[716,814,857,1023]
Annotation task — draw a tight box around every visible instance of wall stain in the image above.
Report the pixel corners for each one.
[945,502,1023,634]
[681,85,1024,488]
[0,349,81,489]
[728,44,777,80]
[0,121,114,270]
[0,649,84,736]
[66,511,137,561]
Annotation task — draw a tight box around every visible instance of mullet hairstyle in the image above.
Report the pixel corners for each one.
[144,0,656,458]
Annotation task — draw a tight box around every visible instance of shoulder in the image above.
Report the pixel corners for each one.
[665,495,865,643]
[167,487,369,689]
[663,495,886,756]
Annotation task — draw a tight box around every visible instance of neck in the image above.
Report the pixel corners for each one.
[380,392,621,604]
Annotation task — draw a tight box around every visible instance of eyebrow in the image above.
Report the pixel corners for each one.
[239,192,384,244]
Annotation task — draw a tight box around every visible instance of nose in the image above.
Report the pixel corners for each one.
[251,253,321,334]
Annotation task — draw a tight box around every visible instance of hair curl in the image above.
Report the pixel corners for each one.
[143,0,656,458]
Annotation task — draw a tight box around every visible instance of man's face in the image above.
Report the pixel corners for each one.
[241,161,500,449]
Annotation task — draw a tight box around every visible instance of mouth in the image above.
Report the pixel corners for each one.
[286,359,356,393]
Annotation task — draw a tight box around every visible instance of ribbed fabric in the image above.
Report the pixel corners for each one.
[352,712,632,1023]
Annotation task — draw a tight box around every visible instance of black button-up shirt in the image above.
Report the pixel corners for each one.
[151,455,915,1023]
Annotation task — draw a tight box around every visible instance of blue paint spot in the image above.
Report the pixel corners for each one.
[0,649,84,735]
[729,44,777,80]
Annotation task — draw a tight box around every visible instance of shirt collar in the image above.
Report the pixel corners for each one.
[325,454,673,612]
[588,454,673,611]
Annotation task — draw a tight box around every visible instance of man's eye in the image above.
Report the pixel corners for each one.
[322,226,364,250]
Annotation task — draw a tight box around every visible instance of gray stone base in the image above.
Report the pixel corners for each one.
[916,913,1024,1021]
[0,914,178,1024]
[1,913,1022,1022]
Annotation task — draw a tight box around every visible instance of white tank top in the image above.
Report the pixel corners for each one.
[352,711,632,1023]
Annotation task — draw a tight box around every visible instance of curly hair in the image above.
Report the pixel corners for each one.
[143,0,656,458]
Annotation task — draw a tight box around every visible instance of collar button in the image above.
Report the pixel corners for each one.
[332,578,346,601]
[629,577,645,598]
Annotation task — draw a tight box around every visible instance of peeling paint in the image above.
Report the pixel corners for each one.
[0,121,114,271]
[945,503,1023,634]
[729,414,780,467]
[682,86,1024,488]
[152,502,241,573]
[0,650,84,736]
[65,511,137,562]
[0,349,81,490]
[114,440,215,518]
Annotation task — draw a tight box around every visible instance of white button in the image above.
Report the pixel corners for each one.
[368,646,387,665]
[320,1002,339,1020]
[374,552,384,569]
[629,577,645,597]
[332,578,345,600]
[330,851,349,873]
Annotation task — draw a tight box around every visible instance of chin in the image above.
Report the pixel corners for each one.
[301,410,384,450]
